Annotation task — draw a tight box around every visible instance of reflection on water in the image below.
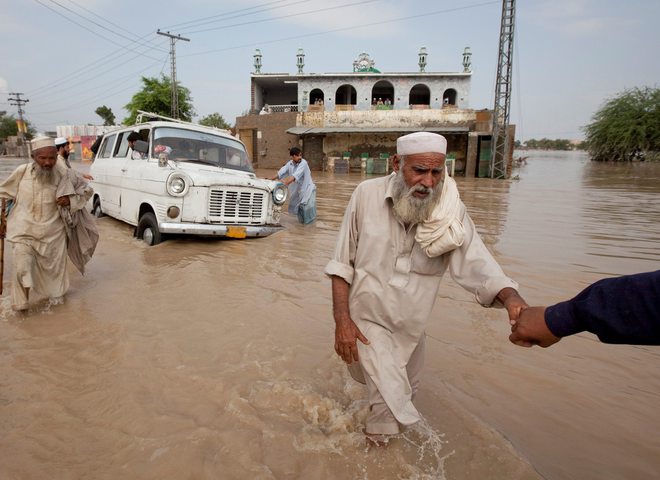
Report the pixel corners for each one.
[0,153,658,480]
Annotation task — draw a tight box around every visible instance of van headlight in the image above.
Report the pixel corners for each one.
[166,173,191,196]
[272,183,287,205]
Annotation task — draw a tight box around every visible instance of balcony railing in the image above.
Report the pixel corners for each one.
[263,105,299,113]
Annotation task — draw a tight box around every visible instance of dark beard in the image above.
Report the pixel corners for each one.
[391,173,443,225]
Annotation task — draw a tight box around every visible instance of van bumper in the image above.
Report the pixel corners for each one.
[159,222,284,238]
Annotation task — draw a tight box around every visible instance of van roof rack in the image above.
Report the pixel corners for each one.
[136,110,193,125]
[135,110,230,133]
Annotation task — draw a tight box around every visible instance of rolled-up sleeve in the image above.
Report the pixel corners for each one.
[447,208,518,307]
[324,187,360,285]
[277,162,289,180]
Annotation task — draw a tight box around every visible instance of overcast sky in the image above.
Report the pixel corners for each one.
[1,0,657,140]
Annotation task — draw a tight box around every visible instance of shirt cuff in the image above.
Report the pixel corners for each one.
[544,300,583,338]
[475,276,519,307]
[324,259,354,285]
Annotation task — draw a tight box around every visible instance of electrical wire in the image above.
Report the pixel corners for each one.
[61,0,163,50]
[31,54,170,108]
[183,1,499,57]
[29,41,169,101]
[161,0,312,30]
[29,60,164,115]
[32,0,164,60]
[181,0,381,35]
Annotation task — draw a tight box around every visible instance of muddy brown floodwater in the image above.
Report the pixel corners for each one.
[0,151,658,479]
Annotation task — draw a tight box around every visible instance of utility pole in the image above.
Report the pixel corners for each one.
[8,92,30,157]
[490,0,516,179]
[156,30,190,119]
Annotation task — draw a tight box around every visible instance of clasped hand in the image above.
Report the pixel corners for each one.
[509,306,561,348]
[501,289,560,348]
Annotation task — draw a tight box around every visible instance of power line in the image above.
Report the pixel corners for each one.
[183,1,499,58]
[61,0,163,50]
[32,0,164,61]
[181,0,381,35]
[24,1,308,99]
[29,45,170,101]
[161,0,309,30]
[176,0,318,33]
[29,59,167,115]
[45,0,166,52]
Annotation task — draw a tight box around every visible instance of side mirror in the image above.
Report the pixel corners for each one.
[134,139,149,154]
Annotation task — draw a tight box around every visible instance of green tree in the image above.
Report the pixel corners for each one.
[199,112,231,130]
[123,75,195,125]
[0,112,36,140]
[95,105,116,126]
[583,86,660,161]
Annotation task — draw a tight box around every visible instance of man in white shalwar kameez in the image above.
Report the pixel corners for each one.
[0,136,92,311]
[325,132,528,443]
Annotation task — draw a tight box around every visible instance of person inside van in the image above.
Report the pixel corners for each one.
[127,132,145,160]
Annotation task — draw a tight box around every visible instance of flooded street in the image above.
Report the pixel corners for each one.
[0,151,659,479]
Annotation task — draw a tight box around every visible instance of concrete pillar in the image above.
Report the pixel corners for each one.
[465,132,480,178]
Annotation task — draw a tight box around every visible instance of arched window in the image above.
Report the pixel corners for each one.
[335,84,357,105]
[371,80,394,107]
[309,88,324,105]
[443,88,457,106]
[409,84,430,107]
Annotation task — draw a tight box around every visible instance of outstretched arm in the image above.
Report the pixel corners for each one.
[510,271,660,347]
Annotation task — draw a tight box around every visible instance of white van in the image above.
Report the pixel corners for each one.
[90,117,287,245]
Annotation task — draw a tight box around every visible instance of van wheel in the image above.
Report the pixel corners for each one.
[137,212,162,246]
[93,197,104,217]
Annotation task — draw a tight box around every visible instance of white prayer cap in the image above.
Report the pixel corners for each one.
[55,136,68,146]
[30,136,56,151]
[396,132,447,155]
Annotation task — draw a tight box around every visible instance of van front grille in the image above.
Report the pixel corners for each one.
[208,188,267,224]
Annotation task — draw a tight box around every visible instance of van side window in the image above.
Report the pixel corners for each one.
[138,129,150,155]
[116,132,130,158]
[99,134,117,158]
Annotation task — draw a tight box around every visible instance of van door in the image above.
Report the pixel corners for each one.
[119,128,151,224]
[93,133,124,217]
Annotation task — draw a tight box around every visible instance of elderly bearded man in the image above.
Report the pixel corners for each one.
[0,136,93,311]
[325,132,528,443]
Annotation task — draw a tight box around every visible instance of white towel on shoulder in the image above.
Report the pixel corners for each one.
[415,172,465,257]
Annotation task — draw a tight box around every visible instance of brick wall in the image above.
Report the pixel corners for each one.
[236,112,298,169]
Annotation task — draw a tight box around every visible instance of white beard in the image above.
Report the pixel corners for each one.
[391,173,443,225]
[34,163,55,183]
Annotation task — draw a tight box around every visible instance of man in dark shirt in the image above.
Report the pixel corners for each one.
[510,270,660,347]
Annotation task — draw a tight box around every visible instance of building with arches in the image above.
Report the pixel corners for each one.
[236,50,500,177]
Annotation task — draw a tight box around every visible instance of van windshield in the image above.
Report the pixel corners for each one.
[152,127,253,173]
